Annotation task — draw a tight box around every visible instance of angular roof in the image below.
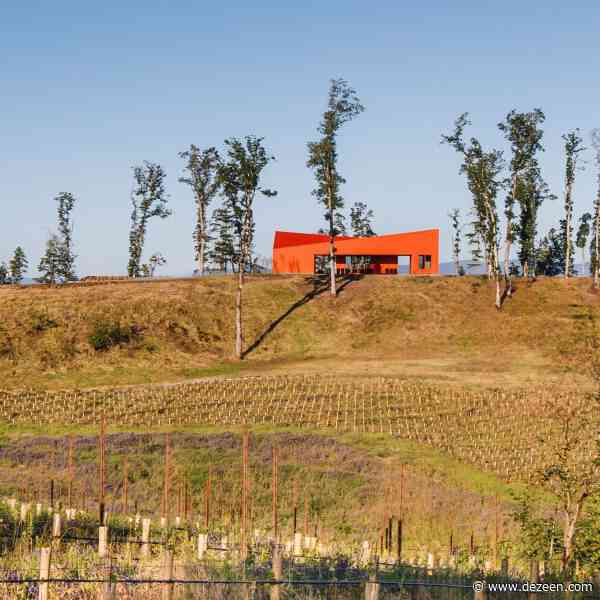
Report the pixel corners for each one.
[273,231,351,249]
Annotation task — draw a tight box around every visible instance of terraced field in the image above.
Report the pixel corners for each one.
[2,375,595,482]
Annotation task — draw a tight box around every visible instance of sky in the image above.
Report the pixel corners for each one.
[1,0,600,276]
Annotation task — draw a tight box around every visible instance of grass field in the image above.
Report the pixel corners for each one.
[0,274,596,390]
[0,274,597,575]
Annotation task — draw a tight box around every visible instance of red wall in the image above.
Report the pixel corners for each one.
[272,230,439,275]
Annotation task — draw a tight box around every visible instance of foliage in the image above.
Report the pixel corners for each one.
[561,130,586,278]
[127,162,170,277]
[179,145,221,274]
[0,262,7,285]
[9,246,28,284]
[141,252,167,277]
[590,130,600,286]
[575,213,592,274]
[29,309,58,333]
[218,136,277,272]
[442,113,504,307]
[537,394,600,573]
[37,234,62,284]
[511,490,560,560]
[55,192,78,281]
[350,202,376,237]
[498,109,550,278]
[536,228,564,276]
[218,136,276,358]
[0,326,16,360]
[307,78,364,294]
[88,319,141,351]
[209,205,237,271]
[448,209,464,275]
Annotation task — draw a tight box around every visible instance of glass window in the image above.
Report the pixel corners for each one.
[418,255,432,270]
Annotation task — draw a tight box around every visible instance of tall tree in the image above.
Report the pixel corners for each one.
[37,235,62,285]
[576,213,592,275]
[443,114,504,308]
[209,205,236,272]
[591,130,600,289]
[449,209,464,275]
[218,136,276,359]
[0,262,8,285]
[497,109,547,288]
[350,202,376,237]
[9,247,28,284]
[127,162,170,278]
[179,145,221,275]
[307,78,364,296]
[55,192,77,281]
[561,131,586,279]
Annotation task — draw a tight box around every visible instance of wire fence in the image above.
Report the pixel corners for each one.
[0,577,597,599]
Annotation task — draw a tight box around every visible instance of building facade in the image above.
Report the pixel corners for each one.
[272,229,439,275]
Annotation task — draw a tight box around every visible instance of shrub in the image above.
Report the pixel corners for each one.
[29,309,58,333]
[88,319,141,351]
[0,327,15,361]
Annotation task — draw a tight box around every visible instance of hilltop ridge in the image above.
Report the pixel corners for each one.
[0,274,596,390]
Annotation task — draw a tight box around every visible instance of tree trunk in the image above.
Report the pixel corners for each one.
[563,501,582,575]
[329,235,336,296]
[504,175,518,296]
[565,183,573,279]
[198,204,206,275]
[495,277,501,310]
[199,237,205,275]
[236,268,244,359]
[595,212,600,288]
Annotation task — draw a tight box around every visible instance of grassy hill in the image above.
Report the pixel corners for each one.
[0,274,597,390]
[0,426,524,554]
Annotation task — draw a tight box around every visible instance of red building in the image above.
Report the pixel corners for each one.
[272,229,439,275]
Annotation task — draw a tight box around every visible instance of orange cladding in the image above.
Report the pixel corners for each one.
[272,229,439,275]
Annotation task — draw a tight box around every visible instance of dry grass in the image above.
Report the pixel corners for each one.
[0,275,597,390]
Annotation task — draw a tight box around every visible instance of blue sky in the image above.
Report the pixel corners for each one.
[1,1,600,275]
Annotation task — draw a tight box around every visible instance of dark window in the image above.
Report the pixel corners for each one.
[418,255,432,270]
[314,256,328,274]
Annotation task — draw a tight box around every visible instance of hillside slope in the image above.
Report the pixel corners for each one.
[0,275,596,389]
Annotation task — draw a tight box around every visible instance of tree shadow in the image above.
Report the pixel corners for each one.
[242,274,362,358]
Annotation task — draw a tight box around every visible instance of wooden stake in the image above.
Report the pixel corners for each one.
[272,446,279,541]
[122,459,129,514]
[397,519,402,562]
[204,465,212,530]
[162,550,174,600]
[67,435,74,508]
[98,416,106,525]
[241,431,249,558]
[303,494,309,537]
[38,547,51,600]
[162,433,171,525]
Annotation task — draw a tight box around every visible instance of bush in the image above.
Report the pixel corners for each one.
[29,309,58,333]
[88,319,141,351]
[0,327,15,361]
